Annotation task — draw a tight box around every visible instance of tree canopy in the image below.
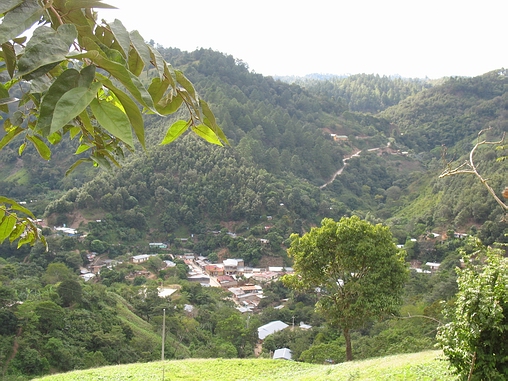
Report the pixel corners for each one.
[0,0,226,248]
[283,216,408,361]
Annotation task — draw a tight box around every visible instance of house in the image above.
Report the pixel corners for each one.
[80,272,95,282]
[252,271,278,283]
[330,134,348,141]
[269,267,293,274]
[158,287,178,298]
[273,348,292,360]
[205,264,224,276]
[132,254,150,264]
[228,285,263,301]
[299,322,312,330]
[454,232,468,239]
[54,226,78,237]
[425,262,441,272]
[217,275,237,288]
[258,320,289,340]
[187,274,210,285]
[149,242,168,249]
[223,258,244,275]
[164,260,176,268]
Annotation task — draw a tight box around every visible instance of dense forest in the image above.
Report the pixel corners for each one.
[0,46,507,379]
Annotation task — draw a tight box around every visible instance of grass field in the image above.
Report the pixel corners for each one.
[34,350,458,381]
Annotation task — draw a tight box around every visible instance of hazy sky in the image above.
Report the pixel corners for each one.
[100,0,507,79]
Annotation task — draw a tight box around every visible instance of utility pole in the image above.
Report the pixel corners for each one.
[162,308,166,361]
[162,308,166,381]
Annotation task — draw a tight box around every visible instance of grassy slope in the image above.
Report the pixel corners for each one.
[34,350,458,381]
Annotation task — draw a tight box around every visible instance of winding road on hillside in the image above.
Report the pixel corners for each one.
[319,150,362,189]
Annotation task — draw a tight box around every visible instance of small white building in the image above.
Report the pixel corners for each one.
[273,348,292,360]
[132,254,150,264]
[425,262,441,272]
[258,320,289,340]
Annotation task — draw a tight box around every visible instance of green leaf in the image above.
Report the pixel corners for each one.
[129,30,151,70]
[149,45,166,79]
[127,47,144,76]
[50,82,101,134]
[75,144,91,155]
[0,214,16,244]
[68,50,156,112]
[192,124,223,146]
[0,208,5,221]
[47,132,62,145]
[17,24,78,78]
[108,19,131,58]
[90,98,134,148]
[0,0,23,14]
[58,0,117,11]
[200,99,229,145]
[65,158,92,176]
[17,230,34,248]
[0,0,43,45]
[148,77,170,105]
[157,93,183,116]
[78,65,96,88]
[97,74,145,148]
[0,196,35,217]
[18,142,26,156]
[161,120,189,145]
[175,70,196,99]
[0,83,12,112]
[0,125,23,150]
[9,220,26,243]
[36,68,80,135]
[1,42,16,78]
[26,135,51,160]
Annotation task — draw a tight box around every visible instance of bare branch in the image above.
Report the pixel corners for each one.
[440,129,507,213]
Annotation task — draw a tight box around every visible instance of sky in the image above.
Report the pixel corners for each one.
[99,0,507,79]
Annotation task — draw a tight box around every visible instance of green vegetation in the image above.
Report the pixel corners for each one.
[284,217,408,361]
[0,2,506,379]
[0,0,226,248]
[437,240,508,380]
[33,351,456,381]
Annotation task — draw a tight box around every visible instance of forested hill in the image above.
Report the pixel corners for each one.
[1,48,506,256]
[381,69,508,152]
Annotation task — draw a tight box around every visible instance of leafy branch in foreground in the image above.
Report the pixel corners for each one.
[0,0,228,247]
[440,129,507,215]
[437,239,508,381]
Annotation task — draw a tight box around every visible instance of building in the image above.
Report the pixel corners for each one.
[132,254,150,264]
[273,348,292,360]
[330,134,348,141]
[258,320,289,340]
[425,262,441,272]
[149,242,168,249]
[205,264,224,276]
[251,271,278,283]
[216,275,237,288]
[223,258,244,275]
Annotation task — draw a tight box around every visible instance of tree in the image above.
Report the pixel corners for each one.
[437,240,508,380]
[283,216,408,361]
[0,0,227,248]
[57,278,82,307]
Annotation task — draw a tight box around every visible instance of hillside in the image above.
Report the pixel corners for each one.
[33,350,457,381]
[1,46,507,380]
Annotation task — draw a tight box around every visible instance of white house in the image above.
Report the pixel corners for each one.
[273,348,292,360]
[132,254,150,264]
[258,320,289,340]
